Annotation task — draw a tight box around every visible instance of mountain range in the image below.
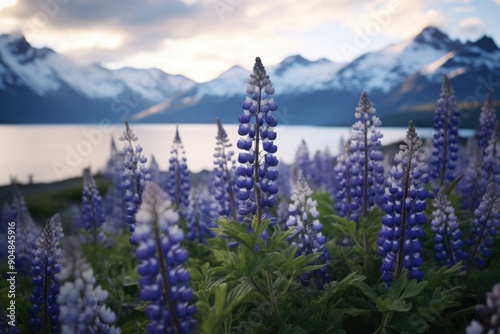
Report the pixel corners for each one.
[1,26,499,127]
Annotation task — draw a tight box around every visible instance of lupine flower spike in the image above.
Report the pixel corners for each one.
[377,121,429,287]
[119,121,151,238]
[466,283,500,334]
[236,57,279,225]
[465,182,500,277]
[166,126,191,217]
[476,93,497,152]
[134,182,196,333]
[58,237,119,333]
[431,188,465,267]
[430,74,460,189]
[348,92,384,221]
[29,214,62,333]
[81,168,106,243]
[212,117,238,220]
[286,173,330,288]
[334,139,354,220]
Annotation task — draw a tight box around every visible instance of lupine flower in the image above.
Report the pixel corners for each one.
[236,57,279,224]
[334,139,354,220]
[482,121,500,187]
[377,121,429,286]
[311,147,335,192]
[286,173,330,288]
[186,190,218,244]
[348,92,385,221]
[29,215,62,333]
[166,126,191,216]
[58,237,119,334]
[134,182,196,333]
[80,168,106,243]
[477,93,497,152]
[149,155,162,184]
[430,74,460,189]
[276,162,292,200]
[460,138,488,215]
[466,283,500,334]
[212,117,238,220]
[291,139,312,185]
[465,182,500,275]
[431,188,465,266]
[119,121,151,237]
[11,183,41,274]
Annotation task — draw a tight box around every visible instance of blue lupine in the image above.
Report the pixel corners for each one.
[134,182,196,333]
[58,237,119,334]
[460,138,488,215]
[119,121,151,237]
[276,162,292,200]
[465,283,500,334]
[236,57,279,224]
[29,214,62,333]
[482,122,500,187]
[186,190,217,243]
[334,139,354,219]
[291,140,312,185]
[11,183,41,274]
[149,155,162,184]
[80,168,106,243]
[377,121,429,286]
[311,147,335,192]
[465,183,500,275]
[103,138,126,235]
[286,173,330,288]
[348,92,385,220]
[166,126,191,216]
[477,93,497,152]
[430,74,460,189]
[431,188,465,266]
[212,117,238,220]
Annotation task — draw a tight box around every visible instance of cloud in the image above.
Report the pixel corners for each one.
[453,6,474,13]
[458,17,484,34]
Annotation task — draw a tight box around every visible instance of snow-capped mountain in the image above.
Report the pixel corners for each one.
[1,27,499,126]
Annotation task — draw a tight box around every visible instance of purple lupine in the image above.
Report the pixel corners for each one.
[236,57,279,225]
[460,138,489,215]
[430,74,460,189]
[311,147,335,192]
[482,122,500,187]
[276,162,292,200]
[134,182,196,333]
[348,92,385,221]
[29,215,62,333]
[81,168,106,243]
[334,139,354,220]
[286,173,330,288]
[119,121,151,237]
[431,188,465,267]
[377,121,429,287]
[149,155,162,185]
[477,93,497,152]
[465,183,500,276]
[166,126,191,216]
[58,237,119,334]
[212,117,238,220]
[11,183,41,274]
[291,140,312,185]
[186,190,217,244]
[465,283,500,334]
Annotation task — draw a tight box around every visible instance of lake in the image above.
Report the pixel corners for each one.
[0,124,473,186]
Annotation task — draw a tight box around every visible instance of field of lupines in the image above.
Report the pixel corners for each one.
[1,57,500,333]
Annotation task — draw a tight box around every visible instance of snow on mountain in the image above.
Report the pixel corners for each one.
[194,55,345,99]
[0,34,195,102]
[330,26,462,92]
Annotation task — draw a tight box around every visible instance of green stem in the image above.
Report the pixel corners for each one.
[266,271,281,326]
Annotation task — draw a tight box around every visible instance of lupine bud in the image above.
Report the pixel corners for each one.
[377,121,429,287]
[286,173,330,288]
[166,126,191,217]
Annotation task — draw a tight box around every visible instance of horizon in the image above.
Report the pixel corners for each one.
[1,0,499,82]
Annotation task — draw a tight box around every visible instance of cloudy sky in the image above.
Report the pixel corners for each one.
[0,0,499,82]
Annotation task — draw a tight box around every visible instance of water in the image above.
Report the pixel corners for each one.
[0,124,472,186]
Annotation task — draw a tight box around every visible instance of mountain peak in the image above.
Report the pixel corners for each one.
[0,33,53,61]
[466,35,499,53]
[413,26,459,51]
